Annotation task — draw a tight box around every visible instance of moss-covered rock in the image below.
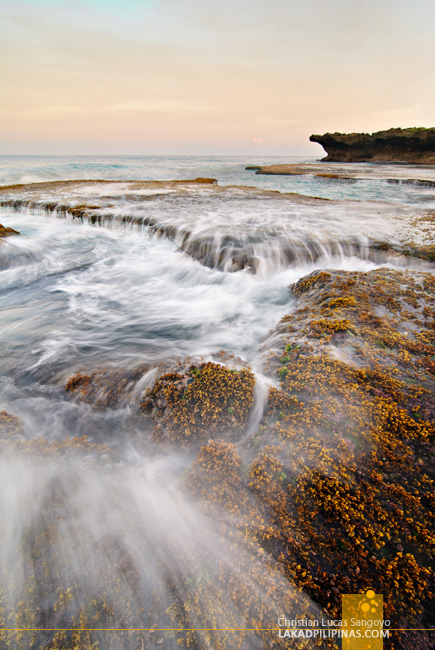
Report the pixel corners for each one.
[142,361,255,444]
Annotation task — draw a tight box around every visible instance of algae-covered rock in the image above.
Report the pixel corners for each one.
[0,223,20,237]
[0,410,24,439]
[142,361,255,444]
[250,268,435,636]
[177,269,435,645]
[0,409,112,464]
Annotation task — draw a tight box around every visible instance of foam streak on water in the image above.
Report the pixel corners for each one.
[0,210,388,383]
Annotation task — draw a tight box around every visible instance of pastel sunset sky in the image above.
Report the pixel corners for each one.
[1,0,435,154]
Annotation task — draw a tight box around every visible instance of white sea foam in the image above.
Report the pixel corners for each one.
[0,210,401,383]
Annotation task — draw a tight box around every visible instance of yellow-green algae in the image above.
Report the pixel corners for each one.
[179,268,435,648]
[141,361,256,444]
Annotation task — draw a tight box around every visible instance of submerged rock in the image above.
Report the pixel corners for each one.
[65,366,150,409]
[310,127,435,163]
[0,410,23,439]
[0,223,20,237]
[0,409,111,462]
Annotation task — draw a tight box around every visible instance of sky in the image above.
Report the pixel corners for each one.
[1,0,435,154]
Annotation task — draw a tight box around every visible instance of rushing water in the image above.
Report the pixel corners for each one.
[0,156,434,649]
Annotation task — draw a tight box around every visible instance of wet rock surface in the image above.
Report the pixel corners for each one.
[0,223,20,237]
[65,366,151,409]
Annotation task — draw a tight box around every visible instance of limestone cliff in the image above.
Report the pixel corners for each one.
[310,127,435,163]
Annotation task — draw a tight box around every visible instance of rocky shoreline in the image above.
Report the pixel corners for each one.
[4,266,433,649]
[1,171,435,650]
[1,178,432,273]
